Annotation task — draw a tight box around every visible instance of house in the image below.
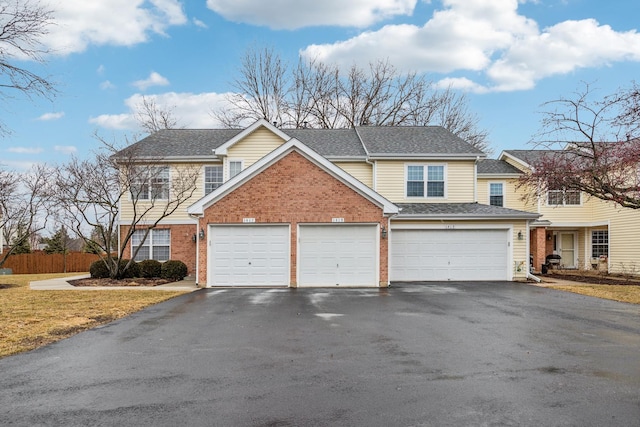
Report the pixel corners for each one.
[119,119,540,287]
[500,150,640,276]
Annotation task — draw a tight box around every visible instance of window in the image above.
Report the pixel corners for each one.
[547,188,580,206]
[489,182,504,207]
[229,161,242,178]
[132,229,170,262]
[204,165,223,195]
[132,166,170,200]
[591,230,609,258]
[406,165,445,198]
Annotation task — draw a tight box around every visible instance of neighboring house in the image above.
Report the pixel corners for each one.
[499,150,640,276]
[118,119,540,287]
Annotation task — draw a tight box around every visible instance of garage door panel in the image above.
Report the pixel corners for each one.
[391,229,509,281]
[210,225,289,286]
[299,225,377,287]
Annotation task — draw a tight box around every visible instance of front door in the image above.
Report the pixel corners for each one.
[559,233,576,268]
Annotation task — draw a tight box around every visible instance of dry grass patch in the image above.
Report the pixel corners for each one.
[546,284,640,304]
[0,273,187,358]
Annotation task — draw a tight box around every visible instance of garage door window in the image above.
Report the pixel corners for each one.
[132,229,170,262]
[407,165,445,198]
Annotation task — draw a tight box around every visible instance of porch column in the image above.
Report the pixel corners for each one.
[530,227,547,272]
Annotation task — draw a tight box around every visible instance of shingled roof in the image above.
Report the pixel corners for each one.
[395,203,539,219]
[502,149,565,166]
[118,121,486,160]
[356,126,485,157]
[477,159,523,175]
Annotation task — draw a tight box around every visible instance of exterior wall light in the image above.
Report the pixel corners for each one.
[517,230,523,240]
[199,228,205,239]
[381,226,388,239]
[191,233,197,242]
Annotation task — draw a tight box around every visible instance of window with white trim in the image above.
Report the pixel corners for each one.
[489,182,504,207]
[132,229,170,262]
[229,160,243,178]
[591,230,609,258]
[131,166,170,200]
[547,188,580,206]
[204,165,223,195]
[406,165,445,198]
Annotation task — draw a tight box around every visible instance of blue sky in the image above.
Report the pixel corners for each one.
[2,0,640,170]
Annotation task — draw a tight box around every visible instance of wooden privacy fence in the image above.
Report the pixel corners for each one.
[2,252,101,274]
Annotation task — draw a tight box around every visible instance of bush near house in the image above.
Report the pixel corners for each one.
[89,259,140,279]
[139,259,162,278]
[161,260,188,281]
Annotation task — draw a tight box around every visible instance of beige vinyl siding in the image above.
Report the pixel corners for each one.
[477,178,533,211]
[375,160,475,203]
[503,156,529,172]
[226,127,285,168]
[390,219,529,280]
[538,193,595,224]
[335,161,373,188]
[120,163,207,223]
[592,201,640,275]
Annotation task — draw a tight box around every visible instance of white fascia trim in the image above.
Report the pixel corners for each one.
[117,218,198,226]
[499,151,531,170]
[213,119,291,156]
[189,138,399,216]
[546,221,610,228]
[368,153,486,160]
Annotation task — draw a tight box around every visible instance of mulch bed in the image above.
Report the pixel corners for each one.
[544,273,640,286]
[68,278,172,287]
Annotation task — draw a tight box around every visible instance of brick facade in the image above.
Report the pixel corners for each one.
[529,227,547,272]
[120,224,197,275]
[197,151,389,287]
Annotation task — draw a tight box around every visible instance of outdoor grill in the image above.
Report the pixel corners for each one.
[546,254,562,267]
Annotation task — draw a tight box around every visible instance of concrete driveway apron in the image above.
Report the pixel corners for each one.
[1,282,639,426]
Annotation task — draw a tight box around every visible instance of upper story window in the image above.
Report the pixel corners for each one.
[204,165,223,195]
[547,188,580,206]
[406,165,445,198]
[489,182,504,207]
[132,166,169,200]
[131,229,170,262]
[591,230,609,258]
[229,160,243,178]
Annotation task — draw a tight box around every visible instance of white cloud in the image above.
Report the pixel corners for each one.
[7,147,44,154]
[89,113,138,130]
[206,0,417,29]
[300,0,640,92]
[45,0,188,55]
[97,64,106,75]
[132,72,170,91]
[193,18,208,28]
[89,91,230,131]
[100,80,116,90]
[36,112,65,121]
[54,145,78,155]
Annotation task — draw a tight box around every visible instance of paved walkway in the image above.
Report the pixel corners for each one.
[29,274,200,292]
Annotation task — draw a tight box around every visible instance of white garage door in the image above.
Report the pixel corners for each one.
[391,229,509,281]
[210,225,289,286]
[298,225,377,287]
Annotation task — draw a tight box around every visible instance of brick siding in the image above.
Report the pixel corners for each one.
[197,150,388,286]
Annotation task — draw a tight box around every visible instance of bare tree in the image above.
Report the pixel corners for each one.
[0,164,52,267]
[519,82,640,209]
[0,0,55,135]
[134,95,181,134]
[214,47,490,151]
[52,137,199,279]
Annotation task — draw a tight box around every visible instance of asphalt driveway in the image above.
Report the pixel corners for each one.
[1,282,639,426]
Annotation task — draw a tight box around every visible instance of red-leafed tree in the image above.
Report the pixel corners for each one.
[519,82,640,209]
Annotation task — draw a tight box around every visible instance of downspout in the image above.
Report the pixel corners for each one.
[473,156,480,202]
